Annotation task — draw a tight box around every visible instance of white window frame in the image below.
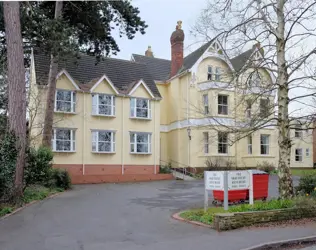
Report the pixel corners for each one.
[207,66,212,80]
[247,135,252,154]
[294,125,303,138]
[91,130,115,153]
[295,148,303,162]
[130,132,152,154]
[218,132,228,154]
[306,148,310,157]
[215,67,221,81]
[246,100,252,119]
[52,128,76,152]
[54,89,76,113]
[260,134,270,155]
[203,132,209,154]
[92,93,115,116]
[203,94,209,115]
[130,98,151,119]
[218,95,228,115]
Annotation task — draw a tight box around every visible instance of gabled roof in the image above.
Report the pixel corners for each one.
[33,50,161,98]
[230,48,255,72]
[131,54,171,81]
[178,40,214,74]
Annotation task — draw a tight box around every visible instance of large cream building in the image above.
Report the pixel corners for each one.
[29,22,313,183]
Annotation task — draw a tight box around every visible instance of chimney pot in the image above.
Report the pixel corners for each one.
[145,46,154,57]
[170,21,184,78]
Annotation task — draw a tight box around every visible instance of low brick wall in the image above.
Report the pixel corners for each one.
[53,164,173,184]
[214,207,316,231]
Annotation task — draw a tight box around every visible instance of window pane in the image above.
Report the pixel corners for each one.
[98,142,111,152]
[56,129,71,140]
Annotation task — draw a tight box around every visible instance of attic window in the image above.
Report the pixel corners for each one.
[212,42,220,51]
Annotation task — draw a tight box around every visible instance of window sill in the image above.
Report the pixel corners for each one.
[130,117,152,121]
[91,114,116,118]
[54,111,76,115]
[53,150,76,153]
[242,155,274,158]
[92,151,116,154]
[130,152,152,155]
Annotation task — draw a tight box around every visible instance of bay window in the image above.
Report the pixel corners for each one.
[92,94,115,116]
[260,134,270,155]
[215,67,221,81]
[218,95,228,115]
[91,130,115,153]
[130,98,151,119]
[52,128,76,152]
[130,132,151,154]
[295,148,303,162]
[55,90,76,113]
[218,132,228,154]
[203,94,209,115]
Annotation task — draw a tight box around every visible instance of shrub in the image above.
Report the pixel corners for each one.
[159,162,172,174]
[0,132,18,202]
[295,174,316,195]
[205,157,237,171]
[256,161,275,173]
[24,146,54,186]
[46,168,71,190]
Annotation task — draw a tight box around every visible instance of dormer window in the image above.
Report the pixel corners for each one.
[130,98,151,119]
[215,67,221,81]
[92,93,115,116]
[248,71,261,87]
[55,89,76,113]
[207,66,213,80]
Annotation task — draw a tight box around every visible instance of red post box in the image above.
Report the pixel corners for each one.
[249,170,269,201]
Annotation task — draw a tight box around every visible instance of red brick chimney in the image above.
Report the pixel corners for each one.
[170,21,184,78]
[145,46,154,57]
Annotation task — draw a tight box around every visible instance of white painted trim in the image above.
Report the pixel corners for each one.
[190,39,235,77]
[90,74,119,94]
[128,79,155,99]
[160,117,277,132]
[56,69,80,90]
[198,81,235,92]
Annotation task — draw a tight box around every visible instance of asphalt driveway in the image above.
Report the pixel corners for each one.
[0,175,314,250]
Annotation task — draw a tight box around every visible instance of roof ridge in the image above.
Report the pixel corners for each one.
[132,54,171,62]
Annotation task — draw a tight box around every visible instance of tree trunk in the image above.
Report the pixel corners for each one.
[3,1,27,199]
[42,1,63,148]
[276,0,293,199]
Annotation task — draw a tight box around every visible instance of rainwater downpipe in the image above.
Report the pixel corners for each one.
[121,97,124,175]
[187,74,190,169]
[153,101,157,174]
[82,93,86,175]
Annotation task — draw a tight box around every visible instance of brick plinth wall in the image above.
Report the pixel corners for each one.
[214,207,316,231]
[53,164,174,184]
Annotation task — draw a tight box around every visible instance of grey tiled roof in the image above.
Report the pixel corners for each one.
[132,54,171,81]
[230,48,255,72]
[178,40,214,74]
[33,51,161,98]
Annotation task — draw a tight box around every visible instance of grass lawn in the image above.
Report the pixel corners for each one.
[180,199,295,225]
[0,185,64,217]
[291,169,316,177]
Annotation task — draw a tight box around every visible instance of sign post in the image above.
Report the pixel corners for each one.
[204,170,252,211]
[223,171,228,211]
[248,170,254,205]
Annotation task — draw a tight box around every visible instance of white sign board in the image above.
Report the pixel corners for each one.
[228,171,250,190]
[205,171,224,190]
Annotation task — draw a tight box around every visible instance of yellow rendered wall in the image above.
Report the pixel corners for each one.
[30,74,161,167]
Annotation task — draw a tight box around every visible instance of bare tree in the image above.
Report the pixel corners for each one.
[4,1,27,199]
[193,0,316,198]
[42,1,63,148]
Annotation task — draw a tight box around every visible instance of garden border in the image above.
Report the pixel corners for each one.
[0,191,65,221]
[171,211,213,229]
[241,235,316,250]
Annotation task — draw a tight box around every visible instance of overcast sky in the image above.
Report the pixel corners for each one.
[113,0,207,60]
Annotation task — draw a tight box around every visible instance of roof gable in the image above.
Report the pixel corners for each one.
[128,79,155,99]
[90,74,119,94]
[56,69,80,90]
